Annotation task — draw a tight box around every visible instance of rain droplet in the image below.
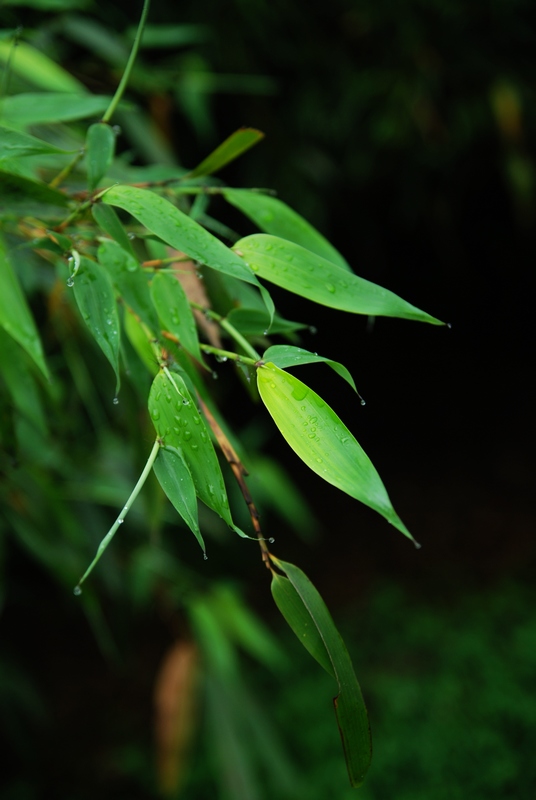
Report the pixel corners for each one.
[203,553,208,561]
[263,329,269,336]
[360,399,366,406]
[183,430,192,441]
[212,371,218,380]
[446,322,452,330]
[127,232,136,240]
[325,283,336,293]
[113,397,119,405]
[66,277,74,287]
[151,409,160,420]
[118,518,124,524]
[73,586,82,596]
[308,326,317,335]
[268,537,275,543]
[182,398,190,406]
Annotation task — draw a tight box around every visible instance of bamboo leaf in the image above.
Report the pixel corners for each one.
[0,125,77,161]
[72,257,120,394]
[102,185,274,323]
[0,39,85,92]
[0,234,49,379]
[0,170,69,220]
[234,234,443,325]
[150,272,206,366]
[92,202,137,257]
[0,93,112,127]
[224,189,350,270]
[153,445,204,552]
[187,128,264,178]
[97,239,158,331]
[270,556,372,787]
[86,122,115,190]
[148,369,243,535]
[257,362,416,542]
[226,308,307,337]
[262,344,359,394]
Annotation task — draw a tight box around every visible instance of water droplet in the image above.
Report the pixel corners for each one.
[263,329,269,336]
[113,397,119,405]
[112,124,122,135]
[191,443,198,451]
[250,263,259,272]
[182,398,190,406]
[325,283,336,293]
[446,322,452,330]
[151,409,160,420]
[268,537,275,544]
[315,457,323,463]
[118,518,124,524]
[203,552,208,561]
[127,232,136,240]
[73,585,82,596]
[414,540,422,550]
[183,430,192,441]
[308,326,317,335]
[360,399,366,406]
[212,371,218,380]
[66,277,74,287]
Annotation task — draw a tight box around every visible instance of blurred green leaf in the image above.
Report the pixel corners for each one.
[224,188,350,270]
[0,93,112,127]
[92,203,136,258]
[153,445,204,552]
[150,271,206,366]
[86,122,115,190]
[234,234,443,325]
[0,125,76,161]
[263,344,359,394]
[187,128,265,178]
[0,327,47,437]
[71,256,120,395]
[133,23,209,49]
[148,369,243,536]
[0,39,85,92]
[270,556,371,787]
[257,362,415,542]
[0,234,49,380]
[227,307,306,336]
[0,169,69,220]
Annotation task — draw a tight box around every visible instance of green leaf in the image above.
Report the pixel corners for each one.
[71,257,120,394]
[0,234,49,379]
[153,445,204,552]
[262,344,359,394]
[234,234,444,325]
[92,202,136,257]
[0,125,77,161]
[0,93,111,127]
[226,308,307,337]
[86,122,115,190]
[257,362,416,542]
[123,310,158,375]
[97,239,158,331]
[224,189,350,270]
[148,369,243,535]
[134,23,209,49]
[102,185,274,323]
[150,272,205,366]
[270,556,372,787]
[187,128,264,178]
[0,169,69,220]
[0,327,47,437]
[0,39,86,92]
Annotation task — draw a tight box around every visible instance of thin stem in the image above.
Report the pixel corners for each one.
[200,344,258,366]
[189,302,261,360]
[102,0,151,123]
[74,438,161,592]
[48,150,84,189]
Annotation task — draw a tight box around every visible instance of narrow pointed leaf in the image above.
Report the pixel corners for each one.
[0,39,85,92]
[0,93,112,127]
[97,239,158,331]
[0,125,77,161]
[153,445,205,552]
[102,185,274,323]
[86,122,115,190]
[235,234,443,325]
[187,128,265,178]
[227,308,307,337]
[257,363,415,541]
[0,234,49,379]
[270,556,372,787]
[224,189,350,270]
[263,344,359,394]
[148,370,243,535]
[150,272,206,366]
[72,257,120,394]
[92,202,136,258]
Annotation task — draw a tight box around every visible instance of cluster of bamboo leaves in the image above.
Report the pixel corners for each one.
[0,11,443,789]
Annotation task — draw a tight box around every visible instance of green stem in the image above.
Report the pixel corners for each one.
[102,0,151,123]
[74,438,161,592]
[48,150,84,189]
[190,302,261,360]
[200,344,258,366]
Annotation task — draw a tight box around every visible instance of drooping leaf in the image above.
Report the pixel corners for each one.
[0,39,85,92]
[0,170,69,220]
[187,128,265,178]
[92,202,136,257]
[262,344,359,394]
[224,189,350,270]
[148,369,243,535]
[226,308,307,337]
[71,257,120,394]
[97,239,158,331]
[153,445,204,552]
[0,125,77,161]
[270,556,372,787]
[150,272,206,366]
[234,234,443,325]
[102,185,274,323]
[0,234,49,379]
[0,93,111,127]
[86,122,115,190]
[257,362,416,542]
